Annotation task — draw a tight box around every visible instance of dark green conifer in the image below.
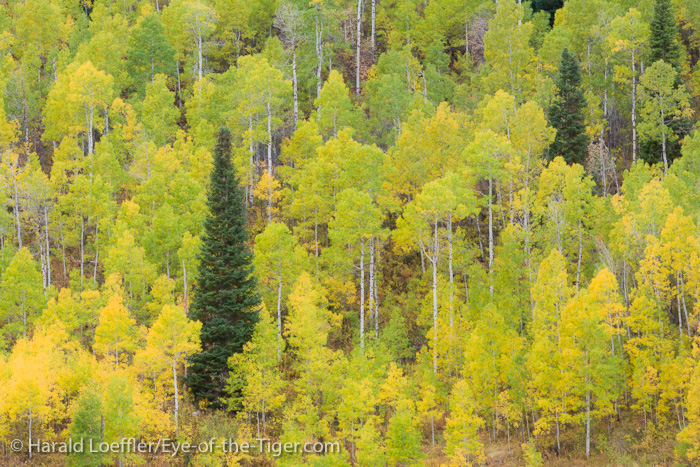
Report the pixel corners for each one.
[649,0,681,71]
[186,128,260,409]
[547,48,589,165]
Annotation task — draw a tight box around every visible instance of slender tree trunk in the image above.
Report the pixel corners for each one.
[488,175,494,297]
[680,272,691,336]
[465,19,470,59]
[448,216,454,364]
[28,411,32,461]
[267,102,273,222]
[173,362,179,435]
[197,34,203,81]
[371,0,376,60]
[93,224,99,283]
[183,260,188,315]
[44,204,51,288]
[86,105,94,154]
[576,220,583,292]
[277,269,283,361]
[661,108,668,174]
[369,237,375,335]
[431,220,439,373]
[586,388,591,458]
[12,165,21,249]
[176,59,182,109]
[248,117,255,207]
[292,45,299,129]
[631,50,637,162]
[677,271,683,336]
[315,7,324,116]
[355,0,363,97]
[314,206,319,275]
[374,241,380,338]
[80,216,85,289]
[360,240,365,353]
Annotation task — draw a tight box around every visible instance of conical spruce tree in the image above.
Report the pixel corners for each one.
[186,128,260,408]
[547,48,589,165]
[649,0,680,71]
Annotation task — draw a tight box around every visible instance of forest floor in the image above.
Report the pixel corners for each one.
[0,414,681,466]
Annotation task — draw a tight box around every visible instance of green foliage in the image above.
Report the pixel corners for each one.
[126,11,175,93]
[68,385,105,467]
[186,128,260,408]
[547,48,589,165]
[649,0,681,70]
[1,1,700,465]
[0,248,45,347]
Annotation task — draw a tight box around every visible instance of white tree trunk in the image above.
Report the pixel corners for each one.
[80,216,85,289]
[12,165,21,249]
[432,220,439,373]
[267,102,273,222]
[277,270,283,361]
[93,224,99,282]
[369,237,375,335]
[631,50,637,162]
[355,0,363,97]
[197,33,203,81]
[44,204,51,287]
[292,46,299,129]
[172,362,179,435]
[585,388,591,458]
[360,240,365,353]
[28,410,33,461]
[183,260,188,315]
[176,59,182,108]
[371,0,376,59]
[488,175,494,297]
[661,107,667,174]
[374,244,380,339]
[315,7,324,116]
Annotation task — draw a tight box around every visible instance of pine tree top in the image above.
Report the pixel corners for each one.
[649,0,680,70]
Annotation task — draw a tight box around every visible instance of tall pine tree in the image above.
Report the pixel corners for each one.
[186,128,260,408]
[547,48,589,165]
[649,0,680,71]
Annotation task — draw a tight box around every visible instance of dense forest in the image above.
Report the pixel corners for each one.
[1,0,700,465]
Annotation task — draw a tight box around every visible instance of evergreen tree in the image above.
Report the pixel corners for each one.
[649,0,680,71]
[547,48,589,165]
[186,128,260,408]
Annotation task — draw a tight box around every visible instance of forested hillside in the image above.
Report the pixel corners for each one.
[1,0,700,465]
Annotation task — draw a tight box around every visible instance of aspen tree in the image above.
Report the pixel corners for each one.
[254,222,306,360]
[609,9,649,162]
